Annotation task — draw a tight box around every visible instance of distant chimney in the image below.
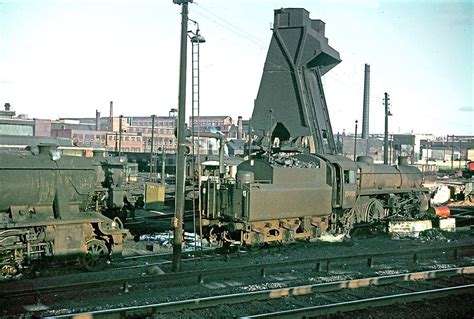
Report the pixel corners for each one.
[237,116,243,140]
[4,103,11,111]
[95,110,100,131]
[361,64,370,139]
[109,101,114,118]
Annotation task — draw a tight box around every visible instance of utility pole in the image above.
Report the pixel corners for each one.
[118,115,123,157]
[161,147,166,185]
[451,134,455,173]
[459,138,462,171]
[383,93,391,164]
[247,117,252,157]
[172,0,191,272]
[149,115,156,181]
[353,120,358,161]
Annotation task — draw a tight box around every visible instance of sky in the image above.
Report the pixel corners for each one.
[0,0,472,136]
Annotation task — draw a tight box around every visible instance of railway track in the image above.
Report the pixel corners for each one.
[3,243,473,314]
[45,266,474,318]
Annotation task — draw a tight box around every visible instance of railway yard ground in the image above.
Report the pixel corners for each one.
[1,225,473,318]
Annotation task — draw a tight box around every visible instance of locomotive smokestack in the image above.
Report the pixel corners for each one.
[109,101,114,118]
[237,116,243,140]
[361,64,370,139]
[398,156,409,166]
[95,110,100,131]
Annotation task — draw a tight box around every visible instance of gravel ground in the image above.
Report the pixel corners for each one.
[1,227,473,318]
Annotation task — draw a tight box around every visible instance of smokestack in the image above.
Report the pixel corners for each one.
[361,64,370,139]
[109,101,114,118]
[95,110,100,131]
[237,116,243,140]
[4,103,11,111]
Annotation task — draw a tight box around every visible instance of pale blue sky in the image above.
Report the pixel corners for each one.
[0,0,472,135]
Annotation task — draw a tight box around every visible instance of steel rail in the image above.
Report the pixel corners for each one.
[2,243,473,299]
[45,266,474,318]
[240,284,474,318]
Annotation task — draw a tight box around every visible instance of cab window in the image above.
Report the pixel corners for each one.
[343,170,356,184]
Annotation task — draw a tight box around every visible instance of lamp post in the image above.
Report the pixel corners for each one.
[189,25,205,160]
[353,120,358,161]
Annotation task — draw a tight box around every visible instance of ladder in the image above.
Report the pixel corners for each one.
[191,37,201,136]
[190,33,203,253]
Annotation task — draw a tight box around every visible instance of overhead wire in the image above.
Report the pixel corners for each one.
[191,3,298,76]
[192,2,267,49]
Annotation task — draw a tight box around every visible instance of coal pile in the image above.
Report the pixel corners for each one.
[271,154,319,168]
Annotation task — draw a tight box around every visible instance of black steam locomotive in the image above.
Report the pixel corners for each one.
[0,145,134,276]
[198,8,430,246]
[201,154,430,245]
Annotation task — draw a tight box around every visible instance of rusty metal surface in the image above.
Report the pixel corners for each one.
[0,146,133,274]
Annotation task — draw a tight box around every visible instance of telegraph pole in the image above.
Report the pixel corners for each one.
[149,115,156,181]
[459,138,462,171]
[353,120,358,161]
[172,0,191,272]
[383,93,391,164]
[451,134,455,173]
[161,147,166,185]
[118,114,123,157]
[247,117,252,157]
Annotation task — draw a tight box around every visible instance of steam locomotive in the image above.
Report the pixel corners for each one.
[0,144,133,276]
[201,153,430,245]
[198,8,431,245]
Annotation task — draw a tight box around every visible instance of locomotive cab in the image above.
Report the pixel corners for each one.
[320,155,359,209]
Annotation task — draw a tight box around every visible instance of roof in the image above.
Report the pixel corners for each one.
[0,135,73,147]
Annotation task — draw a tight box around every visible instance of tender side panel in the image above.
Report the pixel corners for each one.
[247,183,332,221]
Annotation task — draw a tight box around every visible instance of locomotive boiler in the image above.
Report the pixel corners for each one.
[201,154,430,245]
[0,144,133,276]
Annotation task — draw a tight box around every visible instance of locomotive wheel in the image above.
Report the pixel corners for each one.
[80,239,109,272]
[365,199,385,223]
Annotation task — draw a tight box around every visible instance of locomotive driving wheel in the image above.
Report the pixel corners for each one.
[80,239,109,272]
[364,199,385,223]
